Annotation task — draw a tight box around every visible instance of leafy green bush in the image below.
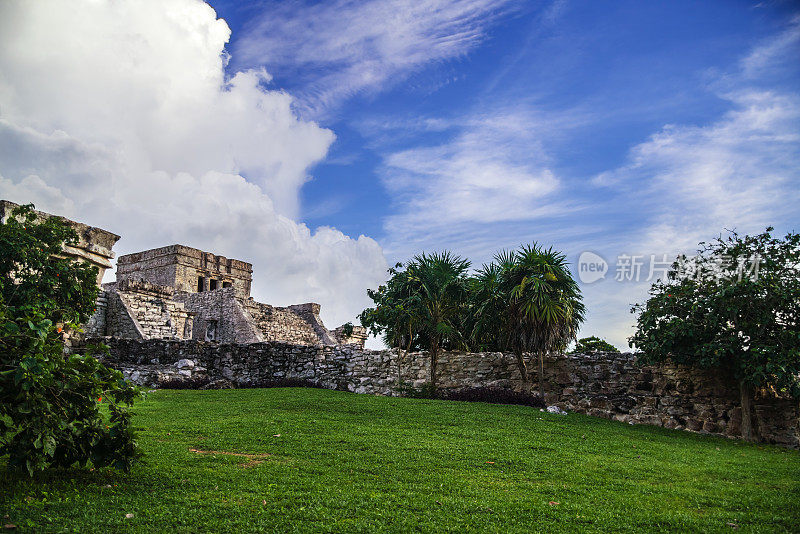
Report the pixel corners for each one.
[0,204,141,474]
[158,376,213,389]
[396,382,546,408]
[396,381,439,399]
[238,378,328,390]
[570,336,620,353]
[339,321,355,338]
[630,228,800,440]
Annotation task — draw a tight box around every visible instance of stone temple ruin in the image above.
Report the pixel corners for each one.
[96,244,365,347]
[5,200,799,447]
[1,200,365,349]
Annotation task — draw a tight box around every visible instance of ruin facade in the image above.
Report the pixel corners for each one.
[116,245,253,298]
[0,200,119,286]
[1,200,366,348]
[92,244,366,348]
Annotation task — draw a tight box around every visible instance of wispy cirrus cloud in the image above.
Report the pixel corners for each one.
[364,100,597,259]
[232,0,522,117]
[380,112,560,245]
[371,13,800,349]
[593,15,800,248]
[576,20,800,349]
[739,13,800,79]
[583,88,800,349]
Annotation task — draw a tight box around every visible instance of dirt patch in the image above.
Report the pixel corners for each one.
[188,447,272,468]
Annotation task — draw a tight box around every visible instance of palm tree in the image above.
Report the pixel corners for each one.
[405,251,471,389]
[360,252,471,390]
[468,257,510,352]
[472,244,585,398]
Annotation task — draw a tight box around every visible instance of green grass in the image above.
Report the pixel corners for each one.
[2,388,798,533]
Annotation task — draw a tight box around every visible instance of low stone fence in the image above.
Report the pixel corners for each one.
[88,338,800,448]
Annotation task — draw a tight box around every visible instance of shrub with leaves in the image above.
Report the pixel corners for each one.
[396,383,546,408]
[570,336,620,354]
[439,387,545,408]
[0,204,141,474]
[157,376,213,390]
[630,228,800,441]
[238,378,328,390]
[339,322,355,338]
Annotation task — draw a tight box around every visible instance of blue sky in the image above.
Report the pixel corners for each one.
[1,0,798,348]
[213,0,800,346]
[208,0,797,239]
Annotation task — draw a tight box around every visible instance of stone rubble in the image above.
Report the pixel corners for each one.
[90,338,800,448]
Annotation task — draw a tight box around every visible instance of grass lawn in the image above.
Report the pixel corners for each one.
[1,388,798,533]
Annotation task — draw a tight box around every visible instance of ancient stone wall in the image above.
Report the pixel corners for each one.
[104,291,144,339]
[287,303,338,345]
[176,288,261,343]
[84,291,109,338]
[95,339,800,447]
[99,280,193,340]
[333,325,368,348]
[116,244,252,298]
[99,282,339,346]
[242,300,322,345]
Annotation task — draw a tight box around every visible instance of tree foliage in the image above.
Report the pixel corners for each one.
[570,336,620,354]
[0,204,140,474]
[361,244,585,395]
[339,322,355,338]
[630,228,800,440]
[360,252,471,388]
[470,244,585,395]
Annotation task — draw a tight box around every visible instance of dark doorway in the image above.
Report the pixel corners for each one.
[197,276,205,292]
[205,320,218,342]
[209,279,218,291]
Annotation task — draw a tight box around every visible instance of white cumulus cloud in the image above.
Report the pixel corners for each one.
[373,107,591,260]
[0,0,388,329]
